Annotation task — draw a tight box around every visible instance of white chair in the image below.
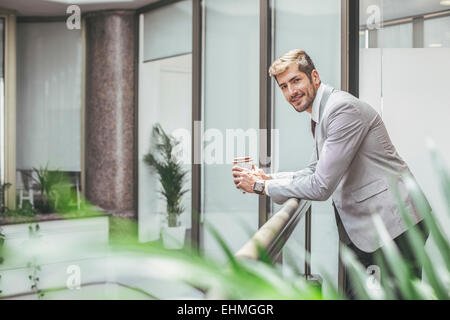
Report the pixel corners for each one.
[16,170,35,209]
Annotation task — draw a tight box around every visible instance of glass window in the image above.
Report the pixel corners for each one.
[143,0,192,62]
[202,0,260,261]
[358,0,450,252]
[378,23,413,48]
[138,2,193,244]
[273,0,341,290]
[16,22,82,213]
[0,18,4,186]
[359,29,368,48]
[424,15,450,48]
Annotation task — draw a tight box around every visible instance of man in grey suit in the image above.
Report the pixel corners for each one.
[232,49,429,299]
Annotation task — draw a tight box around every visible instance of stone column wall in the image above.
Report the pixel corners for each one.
[85,11,136,212]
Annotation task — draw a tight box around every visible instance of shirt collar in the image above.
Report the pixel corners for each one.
[311,83,325,124]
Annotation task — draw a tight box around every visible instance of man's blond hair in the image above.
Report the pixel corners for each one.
[269,49,316,80]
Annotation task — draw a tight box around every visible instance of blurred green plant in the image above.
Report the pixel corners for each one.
[104,220,323,300]
[32,165,63,213]
[0,227,4,265]
[0,171,78,219]
[27,224,44,299]
[2,145,450,300]
[340,142,450,300]
[143,124,188,228]
[110,143,450,300]
[0,183,11,215]
[4,202,36,219]
[1,183,11,267]
[30,165,78,214]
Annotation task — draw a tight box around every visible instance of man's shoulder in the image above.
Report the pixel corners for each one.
[328,89,360,107]
[325,88,376,119]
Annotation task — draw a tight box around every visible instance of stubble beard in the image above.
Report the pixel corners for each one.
[293,84,317,113]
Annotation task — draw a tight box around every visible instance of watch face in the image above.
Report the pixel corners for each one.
[254,181,264,193]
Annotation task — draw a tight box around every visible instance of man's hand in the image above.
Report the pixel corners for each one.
[232,165,271,193]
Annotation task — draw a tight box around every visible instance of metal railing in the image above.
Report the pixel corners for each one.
[235,198,318,282]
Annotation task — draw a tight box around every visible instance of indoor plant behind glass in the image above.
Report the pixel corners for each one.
[143,123,189,249]
[31,165,72,214]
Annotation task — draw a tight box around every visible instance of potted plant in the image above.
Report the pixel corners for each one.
[30,165,73,213]
[0,182,11,215]
[143,124,189,249]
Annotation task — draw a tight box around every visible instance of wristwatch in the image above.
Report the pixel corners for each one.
[253,180,265,195]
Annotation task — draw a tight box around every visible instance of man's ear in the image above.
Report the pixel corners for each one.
[311,69,321,88]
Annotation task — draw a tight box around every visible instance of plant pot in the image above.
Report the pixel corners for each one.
[34,198,53,214]
[162,225,186,250]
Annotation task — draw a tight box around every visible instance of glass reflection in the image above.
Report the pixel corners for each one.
[0,18,4,186]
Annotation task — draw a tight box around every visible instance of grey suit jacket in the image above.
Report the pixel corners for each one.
[266,85,428,252]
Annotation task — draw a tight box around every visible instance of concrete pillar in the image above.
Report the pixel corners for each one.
[85,11,136,212]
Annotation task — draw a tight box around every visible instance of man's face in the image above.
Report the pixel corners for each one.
[276,63,320,113]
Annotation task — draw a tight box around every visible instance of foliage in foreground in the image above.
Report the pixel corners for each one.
[1,145,450,300]
[340,142,450,300]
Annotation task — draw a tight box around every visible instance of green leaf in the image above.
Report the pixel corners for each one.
[427,139,450,215]
[402,173,450,272]
[317,267,343,300]
[204,222,242,273]
[389,175,449,299]
[371,215,419,300]
[339,245,374,300]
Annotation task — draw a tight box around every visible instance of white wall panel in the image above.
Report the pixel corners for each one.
[380,49,450,225]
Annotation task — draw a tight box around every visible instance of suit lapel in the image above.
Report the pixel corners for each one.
[315,85,334,159]
[318,85,334,124]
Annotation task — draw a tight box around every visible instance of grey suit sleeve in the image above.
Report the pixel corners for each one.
[293,148,318,179]
[266,103,370,205]
[267,172,295,180]
[266,150,317,197]
[268,148,318,180]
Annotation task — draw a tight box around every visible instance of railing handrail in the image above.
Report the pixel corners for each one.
[209,199,314,299]
[235,198,312,264]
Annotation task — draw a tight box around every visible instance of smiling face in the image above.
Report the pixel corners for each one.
[276,63,321,114]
